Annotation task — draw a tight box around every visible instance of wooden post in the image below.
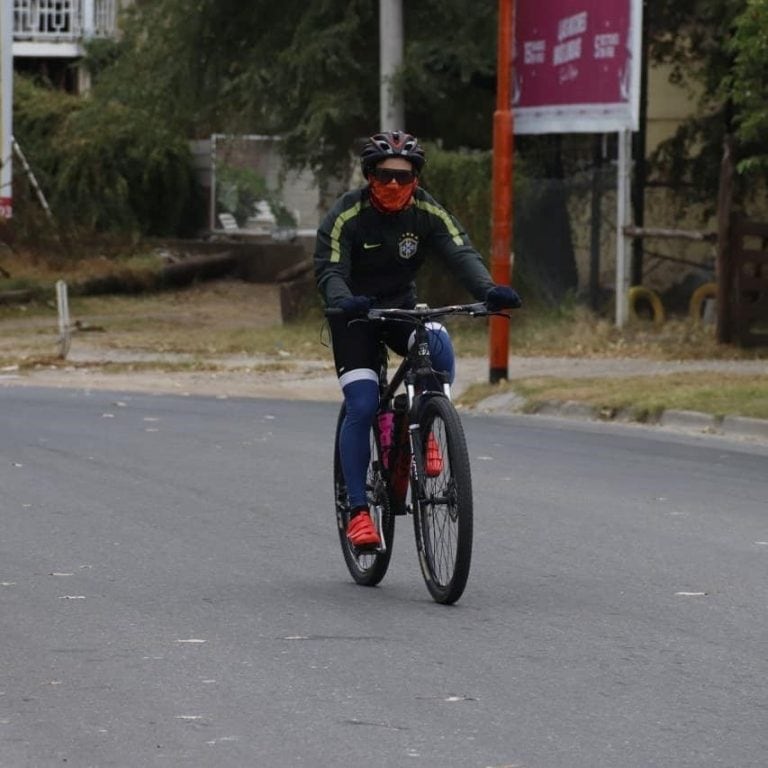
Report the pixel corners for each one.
[715,136,734,344]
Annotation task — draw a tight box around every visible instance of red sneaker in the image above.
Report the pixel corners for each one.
[425,432,444,477]
[346,510,381,548]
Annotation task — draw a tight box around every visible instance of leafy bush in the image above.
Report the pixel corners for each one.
[12,76,203,240]
[417,145,492,304]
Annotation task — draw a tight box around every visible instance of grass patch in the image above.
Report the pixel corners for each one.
[461,372,768,420]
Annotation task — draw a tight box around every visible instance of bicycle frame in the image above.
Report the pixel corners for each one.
[372,302,488,403]
[366,302,491,514]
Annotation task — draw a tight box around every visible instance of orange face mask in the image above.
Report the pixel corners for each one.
[369,178,417,213]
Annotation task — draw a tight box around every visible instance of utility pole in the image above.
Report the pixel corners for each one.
[0,0,13,220]
[379,0,404,131]
[489,0,514,382]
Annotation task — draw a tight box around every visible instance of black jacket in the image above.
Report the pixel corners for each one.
[314,185,495,309]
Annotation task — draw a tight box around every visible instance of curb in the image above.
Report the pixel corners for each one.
[473,395,768,445]
[659,409,718,432]
[721,415,768,441]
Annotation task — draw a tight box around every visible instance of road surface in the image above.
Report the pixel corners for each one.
[1,386,767,767]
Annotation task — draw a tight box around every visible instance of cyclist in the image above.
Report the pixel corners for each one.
[314,130,521,549]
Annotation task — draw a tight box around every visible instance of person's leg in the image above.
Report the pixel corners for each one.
[328,318,382,546]
[386,321,456,386]
[338,371,378,510]
[423,322,455,384]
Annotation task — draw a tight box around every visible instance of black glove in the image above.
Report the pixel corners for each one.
[337,295,372,317]
[486,285,522,311]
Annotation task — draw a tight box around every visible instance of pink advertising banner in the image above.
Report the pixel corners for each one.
[513,0,642,134]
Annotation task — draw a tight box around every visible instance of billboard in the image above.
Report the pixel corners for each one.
[513,0,642,134]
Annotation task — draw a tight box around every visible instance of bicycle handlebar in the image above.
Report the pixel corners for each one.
[325,302,508,320]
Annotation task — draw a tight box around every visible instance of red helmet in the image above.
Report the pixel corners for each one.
[360,131,426,177]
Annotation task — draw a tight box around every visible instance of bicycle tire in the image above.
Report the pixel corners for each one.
[412,396,473,604]
[333,404,395,587]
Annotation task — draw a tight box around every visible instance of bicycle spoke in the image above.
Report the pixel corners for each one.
[414,397,473,604]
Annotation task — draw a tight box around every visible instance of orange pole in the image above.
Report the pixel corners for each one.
[489,0,515,383]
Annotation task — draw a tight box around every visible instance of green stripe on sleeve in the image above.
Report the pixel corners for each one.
[414,199,464,246]
[330,202,361,263]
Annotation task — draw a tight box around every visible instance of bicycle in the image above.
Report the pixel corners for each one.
[328,301,502,605]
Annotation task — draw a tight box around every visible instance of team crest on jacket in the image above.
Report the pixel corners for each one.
[398,232,419,260]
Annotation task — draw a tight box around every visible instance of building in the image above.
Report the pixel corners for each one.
[12,0,126,92]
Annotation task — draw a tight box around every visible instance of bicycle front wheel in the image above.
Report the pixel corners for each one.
[412,396,473,604]
[333,405,395,587]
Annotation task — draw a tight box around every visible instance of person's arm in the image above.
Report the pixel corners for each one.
[314,194,361,308]
[415,192,495,301]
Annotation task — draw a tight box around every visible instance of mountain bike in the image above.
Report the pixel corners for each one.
[329,302,499,605]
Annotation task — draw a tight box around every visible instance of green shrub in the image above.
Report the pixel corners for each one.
[12,76,203,240]
[417,145,492,304]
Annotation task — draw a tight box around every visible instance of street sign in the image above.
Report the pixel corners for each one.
[513,0,642,134]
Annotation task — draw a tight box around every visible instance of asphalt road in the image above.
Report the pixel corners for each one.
[1,387,767,768]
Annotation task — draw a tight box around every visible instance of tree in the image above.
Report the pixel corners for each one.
[88,0,303,138]
[88,0,498,178]
[645,0,754,205]
[727,0,768,174]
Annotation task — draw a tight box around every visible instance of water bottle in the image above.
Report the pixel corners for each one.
[377,409,394,468]
[390,395,411,503]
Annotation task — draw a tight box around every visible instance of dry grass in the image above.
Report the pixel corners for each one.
[450,304,766,361]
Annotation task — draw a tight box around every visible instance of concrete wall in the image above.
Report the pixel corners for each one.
[645,62,702,154]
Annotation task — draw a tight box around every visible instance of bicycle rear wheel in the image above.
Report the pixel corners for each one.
[333,405,395,587]
[412,396,473,604]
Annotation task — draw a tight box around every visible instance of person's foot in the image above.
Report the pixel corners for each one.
[346,509,381,548]
[425,432,444,477]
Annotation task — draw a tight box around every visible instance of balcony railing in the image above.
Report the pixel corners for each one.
[14,0,118,42]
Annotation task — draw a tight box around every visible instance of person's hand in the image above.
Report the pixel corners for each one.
[337,295,373,317]
[486,285,522,311]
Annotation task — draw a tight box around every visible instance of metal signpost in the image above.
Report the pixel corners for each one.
[1,0,13,221]
[379,0,404,132]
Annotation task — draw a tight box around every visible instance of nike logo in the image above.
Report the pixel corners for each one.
[363,242,382,250]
